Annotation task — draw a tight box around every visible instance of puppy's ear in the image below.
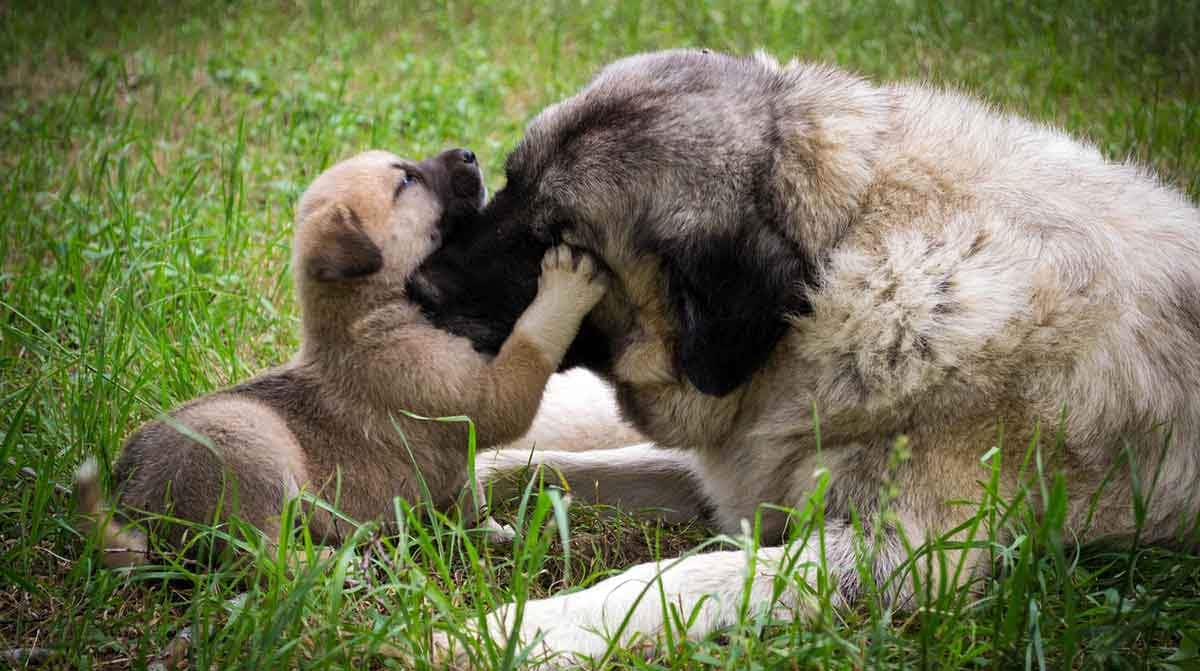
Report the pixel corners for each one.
[663,227,810,396]
[303,203,383,282]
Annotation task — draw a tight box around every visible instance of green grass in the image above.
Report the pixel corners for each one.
[2,0,1199,668]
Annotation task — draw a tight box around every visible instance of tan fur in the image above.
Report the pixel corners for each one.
[570,51,1200,548]
[75,150,608,567]
[445,50,1200,664]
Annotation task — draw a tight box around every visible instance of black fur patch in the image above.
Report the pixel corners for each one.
[406,193,540,355]
[407,186,611,371]
[652,222,813,396]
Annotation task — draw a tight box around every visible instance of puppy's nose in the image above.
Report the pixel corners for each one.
[459,149,476,164]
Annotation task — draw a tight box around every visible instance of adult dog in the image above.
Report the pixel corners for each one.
[408,49,1200,663]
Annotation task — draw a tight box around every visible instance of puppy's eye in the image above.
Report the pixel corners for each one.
[394,173,418,201]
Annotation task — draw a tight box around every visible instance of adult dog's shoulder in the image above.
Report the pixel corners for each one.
[801,76,1200,439]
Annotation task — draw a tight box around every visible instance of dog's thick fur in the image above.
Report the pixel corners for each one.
[74,149,611,567]
[409,50,1200,664]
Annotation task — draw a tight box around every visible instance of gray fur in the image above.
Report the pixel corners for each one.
[444,49,1200,665]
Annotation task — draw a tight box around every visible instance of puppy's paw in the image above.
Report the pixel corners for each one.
[538,245,608,311]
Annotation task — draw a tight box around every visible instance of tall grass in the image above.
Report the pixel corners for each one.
[2,0,1198,668]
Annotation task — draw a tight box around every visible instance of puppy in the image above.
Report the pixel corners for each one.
[74,149,608,567]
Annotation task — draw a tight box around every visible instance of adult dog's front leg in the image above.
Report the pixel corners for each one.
[439,522,859,668]
[475,443,710,524]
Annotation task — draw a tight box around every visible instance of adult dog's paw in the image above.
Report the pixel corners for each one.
[430,598,614,670]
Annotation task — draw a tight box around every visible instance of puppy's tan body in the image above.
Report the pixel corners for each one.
[75,150,607,565]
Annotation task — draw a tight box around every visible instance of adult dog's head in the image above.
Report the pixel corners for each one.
[408,49,885,396]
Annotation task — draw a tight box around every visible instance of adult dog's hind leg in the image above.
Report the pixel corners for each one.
[474,443,710,524]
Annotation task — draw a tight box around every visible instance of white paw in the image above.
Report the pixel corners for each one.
[431,599,611,669]
[479,516,517,545]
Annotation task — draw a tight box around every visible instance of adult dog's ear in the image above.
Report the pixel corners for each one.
[302,203,383,282]
[664,227,809,396]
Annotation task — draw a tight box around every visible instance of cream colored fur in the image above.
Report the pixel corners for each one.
[446,51,1200,667]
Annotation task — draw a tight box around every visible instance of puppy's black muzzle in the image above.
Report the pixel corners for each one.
[420,148,485,238]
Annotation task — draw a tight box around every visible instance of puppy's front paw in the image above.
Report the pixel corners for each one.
[538,245,608,311]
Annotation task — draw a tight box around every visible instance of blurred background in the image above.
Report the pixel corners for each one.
[3,0,1196,391]
[5,0,1197,193]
